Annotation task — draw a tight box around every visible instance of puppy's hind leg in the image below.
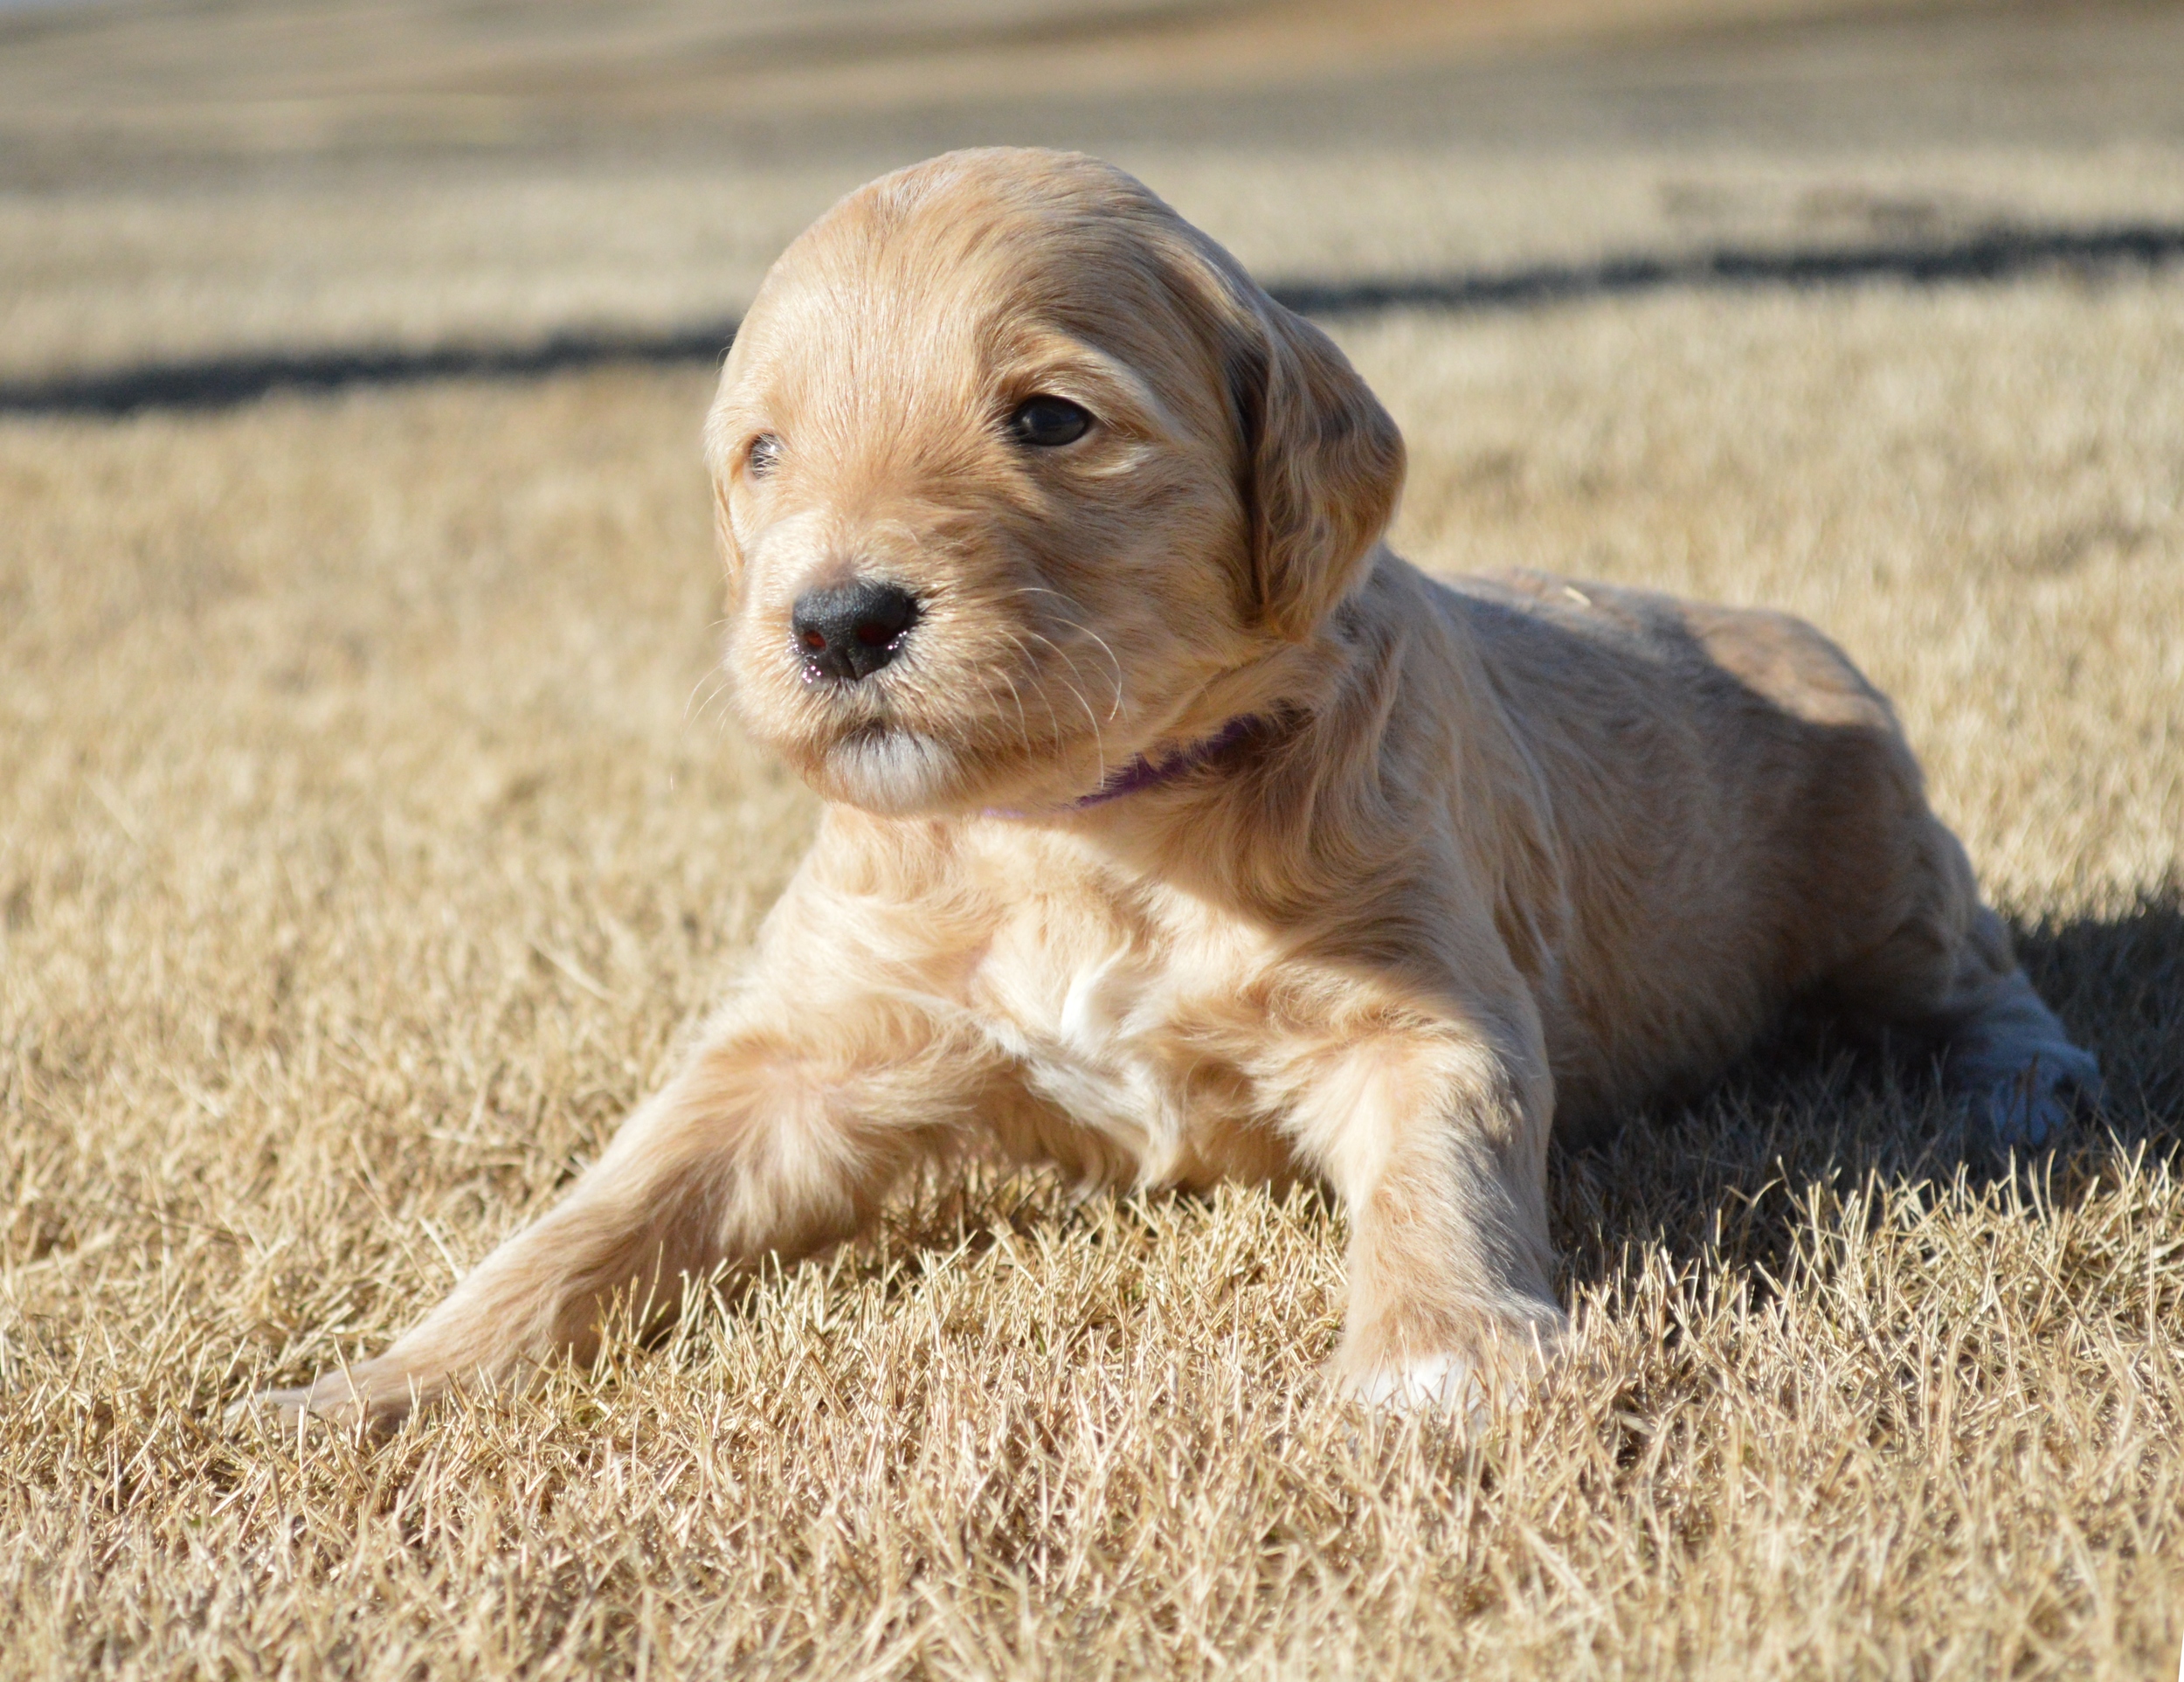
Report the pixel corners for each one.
[1829,821,2100,1152]
[245,995,997,1431]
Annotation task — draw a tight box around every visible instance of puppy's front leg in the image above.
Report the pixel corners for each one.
[1294,1011,1565,1416]
[252,993,988,1430]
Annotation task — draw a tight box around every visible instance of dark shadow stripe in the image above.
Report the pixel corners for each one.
[0,323,743,419]
[1265,221,2184,316]
[6,221,2181,418]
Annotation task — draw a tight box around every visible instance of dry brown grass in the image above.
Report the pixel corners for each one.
[4,266,2183,1675]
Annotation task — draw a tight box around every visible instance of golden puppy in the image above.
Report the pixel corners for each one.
[255,148,2098,1427]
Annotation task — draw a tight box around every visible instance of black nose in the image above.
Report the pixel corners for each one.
[791,579,922,682]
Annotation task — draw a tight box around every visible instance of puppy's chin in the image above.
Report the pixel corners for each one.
[788,726,1121,820]
[801,726,970,816]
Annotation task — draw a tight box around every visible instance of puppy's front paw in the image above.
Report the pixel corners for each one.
[226,1362,422,1436]
[1960,1042,2104,1151]
[1347,1352,1489,1419]
[1340,1317,1563,1425]
[223,1386,316,1435]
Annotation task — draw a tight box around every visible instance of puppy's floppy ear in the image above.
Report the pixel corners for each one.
[1227,296,1406,641]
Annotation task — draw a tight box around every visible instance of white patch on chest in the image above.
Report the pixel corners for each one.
[994,939,1189,1180]
[964,869,1245,1185]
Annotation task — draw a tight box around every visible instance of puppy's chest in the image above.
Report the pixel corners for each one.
[962,872,1273,1181]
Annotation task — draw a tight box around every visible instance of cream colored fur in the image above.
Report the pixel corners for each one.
[252,148,2098,1430]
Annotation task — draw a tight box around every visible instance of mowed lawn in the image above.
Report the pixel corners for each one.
[3,263,2183,1675]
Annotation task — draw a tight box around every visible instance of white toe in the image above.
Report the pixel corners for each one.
[1351,1353,1488,1419]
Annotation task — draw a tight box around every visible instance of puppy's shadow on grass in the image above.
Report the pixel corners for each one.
[1550,881,2184,1304]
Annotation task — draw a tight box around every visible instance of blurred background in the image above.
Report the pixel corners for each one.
[6,0,2184,391]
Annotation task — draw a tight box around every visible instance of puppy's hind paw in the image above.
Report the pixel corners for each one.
[1961,1042,2104,1152]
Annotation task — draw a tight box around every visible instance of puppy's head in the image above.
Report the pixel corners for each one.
[704,148,1405,815]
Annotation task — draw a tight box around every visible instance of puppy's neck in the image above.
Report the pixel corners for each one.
[983,714,1265,820]
[977,557,1409,828]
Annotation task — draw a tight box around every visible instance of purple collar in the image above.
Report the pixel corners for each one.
[986,716,1261,820]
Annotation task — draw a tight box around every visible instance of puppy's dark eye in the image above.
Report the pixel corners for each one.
[1009,397,1092,448]
[746,433,782,478]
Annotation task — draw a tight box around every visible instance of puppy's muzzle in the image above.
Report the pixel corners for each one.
[792,578,922,683]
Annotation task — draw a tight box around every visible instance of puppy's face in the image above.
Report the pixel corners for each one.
[705,149,1404,816]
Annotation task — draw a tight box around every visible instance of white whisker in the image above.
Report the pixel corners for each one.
[991,627,1073,751]
[995,585,1129,719]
